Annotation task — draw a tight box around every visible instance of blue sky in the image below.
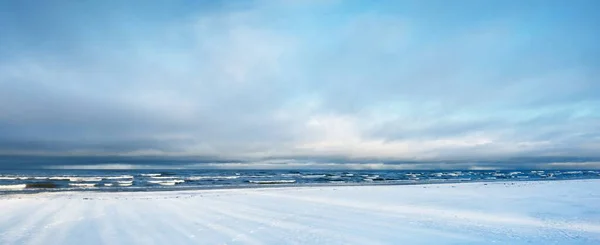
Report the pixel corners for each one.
[0,0,599,168]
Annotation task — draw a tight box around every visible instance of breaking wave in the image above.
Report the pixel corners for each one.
[248,180,296,184]
[0,184,27,190]
[69,183,96,188]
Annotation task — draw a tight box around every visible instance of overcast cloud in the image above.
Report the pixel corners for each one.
[0,1,599,168]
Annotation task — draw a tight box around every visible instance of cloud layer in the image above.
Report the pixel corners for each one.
[0,1,599,167]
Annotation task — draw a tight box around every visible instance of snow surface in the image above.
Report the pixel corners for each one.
[1,180,599,244]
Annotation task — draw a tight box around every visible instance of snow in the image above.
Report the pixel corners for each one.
[1,180,599,244]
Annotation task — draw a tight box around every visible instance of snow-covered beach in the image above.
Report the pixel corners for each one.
[1,180,599,245]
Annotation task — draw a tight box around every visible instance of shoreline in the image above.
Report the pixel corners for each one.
[2,177,598,196]
[0,179,600,199]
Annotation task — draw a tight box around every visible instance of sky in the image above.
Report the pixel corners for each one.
[0,0,599,169]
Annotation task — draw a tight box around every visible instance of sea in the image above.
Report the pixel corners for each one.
[1,169,599,194]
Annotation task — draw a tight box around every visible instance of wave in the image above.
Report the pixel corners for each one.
[104,181,132,187]
[140,173,161,177]
[49,176,102,182]
[564,171,583,175]
[301,175,326,179]
[147,180,185,186]
[363,175,380,179]
[116,181,133,186]
[187,176,239,181]
[149,176,178,179]
[105,175,134,180]
[69,183,96,188]
[248,180,296,184]
[0,184,27,190]
[0,176,30,180]
[281,173,302,177]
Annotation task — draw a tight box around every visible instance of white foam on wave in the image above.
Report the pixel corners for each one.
[141,173,161,177]
[104,183,113,187]
[49,176,102,182]
[364,175,380,179]
[0,176,31,180]
[0,184,27,190]
[187,176,239,181]
[116,181,133,186]
[105,175,134,180]
[148,180,185,186]
[2,176,54,180]
[301,174,326,179]
[69,183,96,188]
[149,176,178,179]
[248,180,296,184]
[281,173,302,177]
[564,171,583,175]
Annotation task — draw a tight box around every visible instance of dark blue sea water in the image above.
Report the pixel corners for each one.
[1,169,599,193]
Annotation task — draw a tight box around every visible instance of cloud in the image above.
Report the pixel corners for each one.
[0,0,599,168]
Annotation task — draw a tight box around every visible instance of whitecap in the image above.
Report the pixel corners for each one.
[187,176,239,181]
[0,184,27,190]
[149,176,178,179]
[105,175,134,180]
[248,180,296,184]
[69,183,96,188]
[148,180,185,186]
[116,182,133,186]
[141,173,161,177]
[302,175,326,179]
[281,173,302,177]
[564,171,583,175]
[49,176,102,182]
